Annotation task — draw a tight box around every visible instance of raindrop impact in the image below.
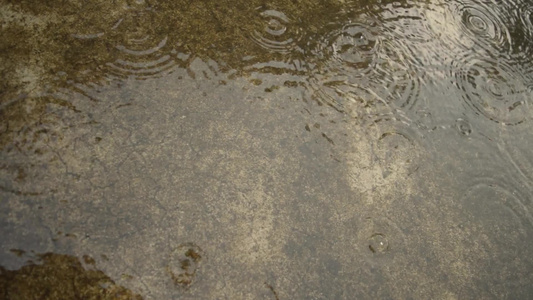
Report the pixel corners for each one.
[455,58,530,125]
[104,10,180,80]
[437,1,511,55]
[307,18,383,114]
[249,8,302,54]
[375,131,420,177]
[315,22,380,77]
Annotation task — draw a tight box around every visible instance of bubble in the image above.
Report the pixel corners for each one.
[167,243,204,288]
[356,216,406,262]
[455,58,531,125]
[368,233,389,254]
[249,8,302,54]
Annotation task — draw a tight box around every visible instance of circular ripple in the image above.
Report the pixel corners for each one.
[167,243,204,288]
[375,130,420,177]
[457,2,512,54]
[250,8,302,54]
[307,19,384,115]
[513,2,533,57]
[308,76,387,116]
[315,22,380,77]
[356,216,406,262]
[461,183,532,243]
[371,40,423,111]
[455,58,531,125]
[369,1,436,44]
[105,12,178,80]
[427,1,512,56]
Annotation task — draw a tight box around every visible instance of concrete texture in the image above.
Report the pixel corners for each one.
[1,0,533,299]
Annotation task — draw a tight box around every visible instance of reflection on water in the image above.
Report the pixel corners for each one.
[1,0,533,298]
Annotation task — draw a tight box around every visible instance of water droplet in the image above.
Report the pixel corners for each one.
[368,233,389,253]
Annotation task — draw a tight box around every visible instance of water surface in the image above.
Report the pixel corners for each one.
[1,0,533,299]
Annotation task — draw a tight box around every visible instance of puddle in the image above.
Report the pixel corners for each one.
[1,0,533,299]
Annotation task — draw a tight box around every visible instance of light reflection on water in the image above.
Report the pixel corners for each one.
[1,0,533,298]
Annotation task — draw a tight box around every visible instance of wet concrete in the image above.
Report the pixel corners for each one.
[1,0,533,299]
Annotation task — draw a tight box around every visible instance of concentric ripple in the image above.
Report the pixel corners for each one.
[315,22,380,77]
[371,40,423,111]
[307,19,384,114]
[461,182,533,241]
[308,76,388,116]
[375,129,420,177]
[249,8,303,54]
[105,11,179,80]
[310,17,425,116]
[426,1,512,56]
[456,2,512,54]
[455,58,531,125]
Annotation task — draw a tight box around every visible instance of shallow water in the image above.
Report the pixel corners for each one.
[1,0,533,298]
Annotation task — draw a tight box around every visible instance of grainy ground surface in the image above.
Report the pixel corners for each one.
[1,0,533,299]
